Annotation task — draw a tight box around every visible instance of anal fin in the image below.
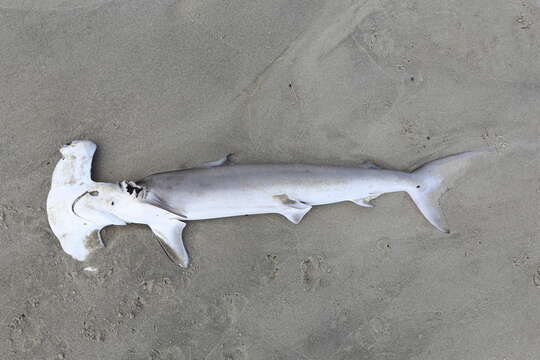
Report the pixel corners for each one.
[281,207,311,224]
[351,193,382,208]
[351,199,374,208]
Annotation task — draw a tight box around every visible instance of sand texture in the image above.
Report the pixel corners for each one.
[1,0,540,359]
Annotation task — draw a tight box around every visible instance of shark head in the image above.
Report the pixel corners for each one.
[46,140,189,267]
[46,140,127,261]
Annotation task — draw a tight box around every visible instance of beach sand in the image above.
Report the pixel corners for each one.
[1,0,540,358]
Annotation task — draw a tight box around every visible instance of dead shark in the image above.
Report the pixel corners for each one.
[47,140,484,268]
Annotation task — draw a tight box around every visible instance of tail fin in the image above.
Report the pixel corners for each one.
[408,151,487,233]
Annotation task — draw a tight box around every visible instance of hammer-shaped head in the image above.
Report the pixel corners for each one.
[46,140,190,267]
[46,141,126,261]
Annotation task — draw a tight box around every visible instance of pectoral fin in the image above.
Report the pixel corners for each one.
[148,220,189,267]
[143,192,187,219]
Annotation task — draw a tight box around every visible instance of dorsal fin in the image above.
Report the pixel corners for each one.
[198,153,236,168]
[359,161,380,169]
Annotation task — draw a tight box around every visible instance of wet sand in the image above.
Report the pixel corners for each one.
[1,0,540,359]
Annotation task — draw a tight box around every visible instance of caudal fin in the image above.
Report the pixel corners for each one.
[408,151,487,233]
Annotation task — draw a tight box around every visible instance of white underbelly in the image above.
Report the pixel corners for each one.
[180,183,366,221]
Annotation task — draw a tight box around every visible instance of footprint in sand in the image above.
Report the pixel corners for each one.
[301,256,331,291]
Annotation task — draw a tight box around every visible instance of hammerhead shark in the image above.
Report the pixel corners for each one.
[47,140,483,267]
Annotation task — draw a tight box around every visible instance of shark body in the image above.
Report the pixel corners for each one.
[47,141,481,267]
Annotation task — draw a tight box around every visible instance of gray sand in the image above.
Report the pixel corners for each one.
[1,0,540,359]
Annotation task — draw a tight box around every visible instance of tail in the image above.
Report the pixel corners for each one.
[408,151,488,233]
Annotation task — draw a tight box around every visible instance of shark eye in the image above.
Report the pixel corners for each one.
[89,191,99,196]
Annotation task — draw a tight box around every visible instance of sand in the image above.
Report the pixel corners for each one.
[1,0,540,359]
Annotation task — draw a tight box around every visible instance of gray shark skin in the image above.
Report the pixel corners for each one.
[47,141,485,268]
